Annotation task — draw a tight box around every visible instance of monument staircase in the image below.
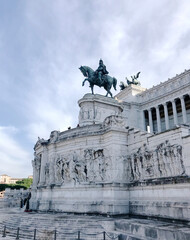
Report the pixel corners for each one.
[0,208,190,240]
[0,208,119,240]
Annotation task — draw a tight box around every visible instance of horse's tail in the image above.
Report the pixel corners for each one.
[113,77,117,91]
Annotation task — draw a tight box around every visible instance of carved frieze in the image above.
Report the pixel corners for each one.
[84,149,105,182]
[102,115,126,129]
[127,141,186,182]
[79,107,93,121]
[38,148,109,186]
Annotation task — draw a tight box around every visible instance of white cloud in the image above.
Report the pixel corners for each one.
[17,0,190,143]
[1,0,190,178]
[0,126,32,178]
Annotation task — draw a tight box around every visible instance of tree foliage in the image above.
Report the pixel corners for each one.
[0,184,27,191]
[0,178,33,191]
[16,178,33,189]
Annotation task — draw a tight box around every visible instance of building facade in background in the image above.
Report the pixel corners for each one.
[0,174,33,184]
[116,69,190,133]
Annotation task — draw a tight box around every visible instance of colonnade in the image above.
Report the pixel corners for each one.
[142,95,189,133]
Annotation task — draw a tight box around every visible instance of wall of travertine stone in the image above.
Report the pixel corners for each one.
[126,126,190,180]
[31,76,190,219]
[33,122,129,187]
[31,122,190,219]
[31,116,130,215]
[3,188,29,208]
[126,126,190,221]
[129,182,190,221]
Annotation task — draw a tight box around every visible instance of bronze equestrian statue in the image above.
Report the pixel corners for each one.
[79,59,117,97]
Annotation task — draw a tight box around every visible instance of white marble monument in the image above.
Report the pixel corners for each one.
[31,69,190,221]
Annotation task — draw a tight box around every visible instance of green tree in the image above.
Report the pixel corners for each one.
[0,184,27,191]
[16,178,33,189]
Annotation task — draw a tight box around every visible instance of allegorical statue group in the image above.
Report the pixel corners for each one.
[79,59,141,97]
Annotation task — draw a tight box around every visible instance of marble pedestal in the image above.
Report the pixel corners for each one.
[31,183,129,215]
[78,94,123,126]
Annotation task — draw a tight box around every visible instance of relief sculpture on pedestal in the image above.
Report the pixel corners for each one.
[127,141,186,181]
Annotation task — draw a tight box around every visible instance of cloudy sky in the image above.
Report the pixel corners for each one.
[0,0,190,178]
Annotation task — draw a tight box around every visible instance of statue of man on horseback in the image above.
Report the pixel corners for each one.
[79,59,117,98]
[95,59,109,85]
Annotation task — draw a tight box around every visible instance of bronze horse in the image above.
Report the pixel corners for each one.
[79,66,117,97]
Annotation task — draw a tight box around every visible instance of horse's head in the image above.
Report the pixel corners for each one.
[79,66,88,77]
[79,66,95,78]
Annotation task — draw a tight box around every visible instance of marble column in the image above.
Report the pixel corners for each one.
[163,103,169,130]
[172,100,178,125]
[141,110,146,131]
[156,106,161,133]
[148,109,153,133]
[180,96,187,124]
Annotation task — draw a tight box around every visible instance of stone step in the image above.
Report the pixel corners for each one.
[1,208,190,240]
[115,219,190,240]
[0,208,112,240]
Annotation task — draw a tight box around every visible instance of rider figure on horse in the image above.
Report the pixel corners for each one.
[95,59,109,85]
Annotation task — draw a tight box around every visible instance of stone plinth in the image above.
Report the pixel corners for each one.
[115,84,146,102]
[31,183,129,215]
[78,94,123,126]
[129,179,190,221]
